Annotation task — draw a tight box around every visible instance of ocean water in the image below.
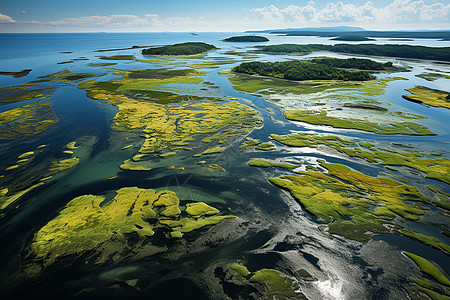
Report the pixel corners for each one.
[0,32,449,300]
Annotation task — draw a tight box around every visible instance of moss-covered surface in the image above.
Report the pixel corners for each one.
[208,164,226,172]
[0,183,44,210]
[247,159,298,170]
[48,157,79,174]
[269,161,429,241]
[255,142,277,151]
[403,86,450,109]
[121,144,133,150]
[99,55,136,60]
[119,159,151,171]
[38,70,97,83]
[0,102,59,139]
[31,187,234,265]
[416,73,450,81]
[403,252,450,286]
[271,132,450,184]
[78,70,261,158]
[124,68,205,80]
[239,137,261,150]
[88,62,117,67]
[230,263,251,278]
[284,110,435,135]
[193,146,226,157]
[249,269,305,300]
[401,229,450,255]
[0,84,51,103]
[159,151,178,158]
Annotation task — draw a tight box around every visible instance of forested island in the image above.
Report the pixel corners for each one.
[223,36,269,42]
[232,60,374,81]
[331,36,375,41]
[256,44,450,62]
[142,42,216,56]
[309,57,396,71]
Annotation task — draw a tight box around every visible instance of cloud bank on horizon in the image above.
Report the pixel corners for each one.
[0,0,449,32]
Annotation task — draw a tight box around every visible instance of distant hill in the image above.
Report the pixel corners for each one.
[246,26,365,33]
[246,28,450,40]
[331,36,375,41]
[223,36,269,42]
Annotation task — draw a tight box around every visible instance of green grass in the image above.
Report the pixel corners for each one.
[247,159,297,170]
[99,55,136,60]
[403,252,450,286]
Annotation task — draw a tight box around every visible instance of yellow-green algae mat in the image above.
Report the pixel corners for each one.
[403,252,450,300]
[0,101,58,139]
[269,161,431,242]
[31,187,235,266]
[403,86,450,109]
[78,78,262,156]
[227,263,307,300]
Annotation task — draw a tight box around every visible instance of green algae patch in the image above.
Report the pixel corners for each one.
[240,137,261,150]
[79,77,261,155]
[110,99,261,155]
[65,142,78,150]
[255,142,277,151]
[193,146,226,157]
[6,165,19,171]
[18,151,35,159]
[208,164,226,172]
[0,86,50,104]
[39,70,97,83]
[119,159,151,171]
[131,154,146,162]
[124,68,205,79]
[159,151,178,158]
[0,102,59,140]
[48,157,79,174]
[31,187,235,265]
[230,263,251,278]
[269,162,429,242]
[415,285,450,300]
[247,159,297,170]
[403,86,450,109]
[99,55,136,60]
[284,110,435,135]
[159,215,235,237]
[121,144,133,150]
[0,183,44,210]
[185,202,220,217]
[403,252,450,286]
[401,229,450,254]
[416,72,450,81]
[271,132,450,185]
[249,269,304,300]
[89,62,117,67]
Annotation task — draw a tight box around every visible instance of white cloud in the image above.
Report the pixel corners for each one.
[19,11,27,15]
[248,0,450,24]
[0,13,16,23]
[47,14,155,27]
[32,13,197,30]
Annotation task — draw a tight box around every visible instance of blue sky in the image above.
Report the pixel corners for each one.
[1,0,449,32]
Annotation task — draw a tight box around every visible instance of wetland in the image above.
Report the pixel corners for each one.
[0,32,449,300]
